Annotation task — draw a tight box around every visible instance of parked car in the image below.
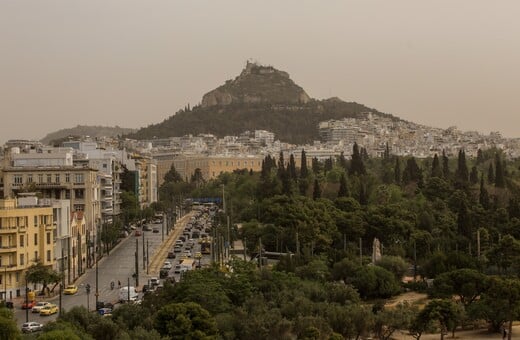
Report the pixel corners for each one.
[21,322,43,333]
[152,227,160,233]
[135,230,142,236]
[98,307,113,317]
[32,301,51,313]
[40,304,58,316]
[64,285,78,295]
[143,225,152,231]
[150,277,160,287]
[21,300,36,309]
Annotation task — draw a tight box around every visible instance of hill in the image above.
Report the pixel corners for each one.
[127,62,397,144]
[41,125,136,145]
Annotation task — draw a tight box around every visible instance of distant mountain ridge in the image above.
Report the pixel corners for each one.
[41,125,136,145]
[127,62,398,144]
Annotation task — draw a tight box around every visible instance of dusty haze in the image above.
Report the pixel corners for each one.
[1,1,519,144]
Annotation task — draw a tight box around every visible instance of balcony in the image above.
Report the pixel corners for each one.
[33,182,68,189]
[0,244,17,253]
[0,227,17,234]
[45,224,55,231]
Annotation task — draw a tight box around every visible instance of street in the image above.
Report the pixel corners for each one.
[13,217,186,327]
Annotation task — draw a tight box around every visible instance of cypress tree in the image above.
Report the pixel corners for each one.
[431,154,442,178]
[469,166,479,185]
[300,149,308,178]
[479,175,490,209]
[495,153,505,188]
[384,142,390,161]
[299,178,309,196]
[277,151,285,179]
[324,157,333,173]
[442,150,450,179]
[349,142,366,176]
[338,173,349,198]
[487,163,494,184]
[312,179,321,200]
[288,154,297,180]
[455,149,469,183]
[311,157,321,174]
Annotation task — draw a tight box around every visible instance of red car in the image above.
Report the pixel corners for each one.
[21,300,36,309]
[135,230,142,236]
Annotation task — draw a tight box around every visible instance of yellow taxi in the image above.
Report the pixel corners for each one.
[64,285,78,295]
[39,304,58,316]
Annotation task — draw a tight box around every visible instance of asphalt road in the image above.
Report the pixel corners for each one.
[13,219,182,327]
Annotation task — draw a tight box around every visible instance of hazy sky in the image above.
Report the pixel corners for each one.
[1,1,519,144]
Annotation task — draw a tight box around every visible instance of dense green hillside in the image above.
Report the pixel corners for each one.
[128,100,395,144]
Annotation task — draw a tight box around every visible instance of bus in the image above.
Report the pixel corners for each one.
[180,259,195,271]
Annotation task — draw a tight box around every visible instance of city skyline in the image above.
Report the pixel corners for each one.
[1,1,519,144]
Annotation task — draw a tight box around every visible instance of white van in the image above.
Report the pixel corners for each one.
[119,286,138,303]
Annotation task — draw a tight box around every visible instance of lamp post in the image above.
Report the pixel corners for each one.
[3,266,6,301]
[85,283,91,311]
[24,275,29,322]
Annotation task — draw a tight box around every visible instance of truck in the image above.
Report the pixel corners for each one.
[119,286,138,303]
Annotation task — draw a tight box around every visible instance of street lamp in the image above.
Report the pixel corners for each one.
[85,283,91,311]
[25,275,29,322]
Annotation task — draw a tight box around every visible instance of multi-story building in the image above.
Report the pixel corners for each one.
[0,197,55,300]
[132,155,157,208]
[69,211,87,282]
[1,147,101,268]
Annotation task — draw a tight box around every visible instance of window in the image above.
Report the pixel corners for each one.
[55,174,60,183]
[34,233,38,246]
[27,174,33,183]
[38,174,43,183]
[65,173,70,183]
[74,173,84,184]
[34,216,38,226]
[47,174,52,183]
[13,175,23,185]
[46,233,51,245]
[20,254,24,266]
[65,191,71,199]
[46,250,51,262]
[19,235,24,247]
[74,189,84,199]
[34,251,38,261]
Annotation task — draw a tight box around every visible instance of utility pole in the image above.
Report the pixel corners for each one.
[95,234,99,309]
[135,239,139,287]
[127,277,130,303]
[25,276,29,322]
[142,232,145,270]
[146,240,150,275]
[59,248,64,317]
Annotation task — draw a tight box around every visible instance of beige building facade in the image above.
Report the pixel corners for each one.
[0,198,55,300]
[172,155,264,181]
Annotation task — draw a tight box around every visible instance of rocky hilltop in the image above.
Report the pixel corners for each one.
[201,62,310,107]
[127,62,395,144]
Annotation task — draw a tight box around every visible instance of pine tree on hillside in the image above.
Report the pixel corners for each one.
[338,173,349,198]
